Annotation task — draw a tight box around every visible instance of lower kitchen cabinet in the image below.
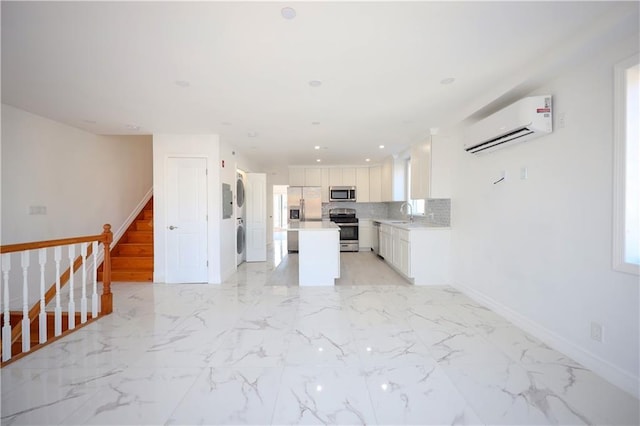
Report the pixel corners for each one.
[379,223,450,285]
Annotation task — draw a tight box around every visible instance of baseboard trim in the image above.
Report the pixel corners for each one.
[453,282,640,399]
[91,188,153,273]
[111,188,153,247]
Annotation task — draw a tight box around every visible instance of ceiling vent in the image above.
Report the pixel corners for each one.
[464,95,553,154]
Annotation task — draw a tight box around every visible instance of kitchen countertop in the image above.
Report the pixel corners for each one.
[286,220,340,231]
[371,218,450,230]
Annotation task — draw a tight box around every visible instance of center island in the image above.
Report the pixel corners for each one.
[287,220,340,286]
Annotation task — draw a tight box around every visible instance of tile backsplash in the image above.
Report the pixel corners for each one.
[322,199,450,227]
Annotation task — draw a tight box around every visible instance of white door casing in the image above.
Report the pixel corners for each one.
[246,172,266,262]
[166,157,208,283]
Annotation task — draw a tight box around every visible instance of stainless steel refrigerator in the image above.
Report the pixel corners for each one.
[287,186,322,252]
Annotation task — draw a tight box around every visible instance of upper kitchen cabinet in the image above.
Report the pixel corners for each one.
[342,168,356,186]
[410,138,431,200]
[369,166,382,202]
[328,167,356,187]
[429,135,452,198]
[321,168,330,202]
[304,168,323,187]
[381,156,405,202]
[289,167,305,186]
[356,168,370,202]
[329,168,343,187]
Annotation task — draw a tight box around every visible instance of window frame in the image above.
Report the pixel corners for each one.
[612,53,639,275]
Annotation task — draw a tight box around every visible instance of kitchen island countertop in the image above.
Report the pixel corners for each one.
[286,220,340,231]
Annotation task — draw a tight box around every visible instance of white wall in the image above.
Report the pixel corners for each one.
[152,134,222,284]
[1,104,153,307]
[1,104,153,244]
[450,34,640,397]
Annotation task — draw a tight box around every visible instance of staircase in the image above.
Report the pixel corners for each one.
[99,198,153,282]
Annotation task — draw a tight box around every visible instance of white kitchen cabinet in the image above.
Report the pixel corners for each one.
[381,158,392,201]
[289,167,305,186]
[358,219,372,250]
[391,228,410,277]
[410,138,431,200]
[305,168,322,187]
[321,168,330,202]
[356,168,370,202]
[377,221,450,285]
[369,166,382,202]
[379,224,392,260]
[342,168,356,186]
[329,168,343,187]
[381,157,404,201]
[430,134,452,198]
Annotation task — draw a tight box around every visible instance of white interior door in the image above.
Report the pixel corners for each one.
[246,173,266,262]
[166,157,208,283]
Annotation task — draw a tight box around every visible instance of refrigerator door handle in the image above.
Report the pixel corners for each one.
[300,199,305,221]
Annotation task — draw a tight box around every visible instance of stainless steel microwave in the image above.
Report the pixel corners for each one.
[329,186,356,202]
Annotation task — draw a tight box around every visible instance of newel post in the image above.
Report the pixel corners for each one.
[101,224,113,314]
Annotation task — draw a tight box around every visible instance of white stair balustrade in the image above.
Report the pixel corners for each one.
[0,224,113,364]
[80,243,88,324]
[54,246,62,336]
[38,248,47,344]
[67,245,76,330]
[2,254,12,362]
[21,252,30,353]
[92,241,99,317]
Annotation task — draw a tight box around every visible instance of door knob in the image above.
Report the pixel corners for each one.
[168,225,178,230]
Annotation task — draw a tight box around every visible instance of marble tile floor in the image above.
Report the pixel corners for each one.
[1,249,639,425]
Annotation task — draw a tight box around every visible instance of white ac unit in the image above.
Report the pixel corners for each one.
[464,95,553,154]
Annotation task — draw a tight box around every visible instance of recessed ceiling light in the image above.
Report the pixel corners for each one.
[281,7,296,20]
[125,124,140,131]
[379,145,385,149]
[248,131,258,137]
[309,80,322,87]
[314,146,320,150]
[440,77,456,85]
[365,158,371,162]
[175,80,190,88]
[316,159,321,162]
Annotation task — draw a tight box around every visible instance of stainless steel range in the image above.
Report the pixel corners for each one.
[329,208,359,252]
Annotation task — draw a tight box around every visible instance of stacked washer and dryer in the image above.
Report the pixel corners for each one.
[236,170,247,266]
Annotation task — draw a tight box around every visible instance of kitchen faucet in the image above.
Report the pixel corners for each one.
[400,202,413,223]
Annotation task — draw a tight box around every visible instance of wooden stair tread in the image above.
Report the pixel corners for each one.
[103,198,154,283]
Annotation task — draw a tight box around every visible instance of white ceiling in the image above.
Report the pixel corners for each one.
[2,2,638,170]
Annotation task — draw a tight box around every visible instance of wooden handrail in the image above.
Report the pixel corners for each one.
[1,232,109,254]
[0,224,113,356]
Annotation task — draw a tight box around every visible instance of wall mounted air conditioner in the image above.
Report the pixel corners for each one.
[464,95,553,154]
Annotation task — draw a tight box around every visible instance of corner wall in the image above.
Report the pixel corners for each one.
[450,34,639,396]
[1,104,153,244]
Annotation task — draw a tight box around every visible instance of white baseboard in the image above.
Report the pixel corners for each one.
[111,188,153,247]
[453,282,640,399]
[92,188,153,270]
